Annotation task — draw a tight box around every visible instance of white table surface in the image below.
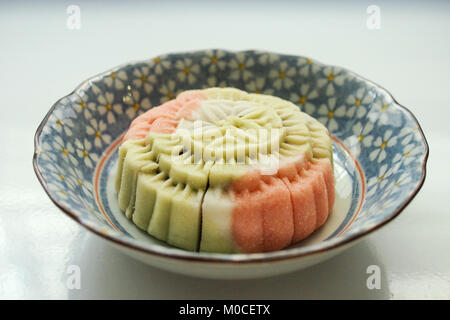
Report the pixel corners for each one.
[0,0,449,299]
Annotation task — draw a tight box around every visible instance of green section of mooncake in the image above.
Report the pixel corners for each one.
[116,139,206,251]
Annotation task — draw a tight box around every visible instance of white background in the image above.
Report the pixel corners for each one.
[0,0,449,299]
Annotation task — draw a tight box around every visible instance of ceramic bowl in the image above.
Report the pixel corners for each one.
[33,50,428,279]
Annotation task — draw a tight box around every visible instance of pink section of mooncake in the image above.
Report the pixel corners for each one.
[231,189,265,253]
[304,168,329,228]
[282,173,317,243]
[281,159,334,242]
[230,170,261,193]
[231,175,294,253]
[148,117,179,133]
[230,158,334,253]
[259,176,295,252]
[123,91,204,140]
[311,160,335,210]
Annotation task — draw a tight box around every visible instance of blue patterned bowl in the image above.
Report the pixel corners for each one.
[33,50,428,279]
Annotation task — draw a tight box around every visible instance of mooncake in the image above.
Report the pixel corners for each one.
[115,88,334,253]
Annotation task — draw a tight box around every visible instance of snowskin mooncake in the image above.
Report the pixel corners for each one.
[115,88,334,253]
